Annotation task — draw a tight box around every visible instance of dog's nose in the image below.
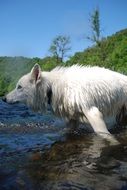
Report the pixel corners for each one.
[2,96,7,102]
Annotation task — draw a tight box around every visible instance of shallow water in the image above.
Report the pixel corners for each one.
[0,100,127,190]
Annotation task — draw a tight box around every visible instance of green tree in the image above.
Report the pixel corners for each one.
[87,8,109,64]
[49,35,71,63]
[87,8,101,46]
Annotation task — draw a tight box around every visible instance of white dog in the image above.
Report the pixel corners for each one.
[4,64,127,144]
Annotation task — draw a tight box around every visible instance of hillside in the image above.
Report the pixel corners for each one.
[67,28,127,72]
[0,28,127,96]
[0,56,58,96]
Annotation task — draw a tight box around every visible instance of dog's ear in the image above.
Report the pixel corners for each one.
[31,64,42,84]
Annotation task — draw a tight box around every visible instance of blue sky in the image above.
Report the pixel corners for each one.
[0,0,127,58]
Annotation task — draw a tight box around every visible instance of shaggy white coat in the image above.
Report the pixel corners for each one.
[6,64,127,144]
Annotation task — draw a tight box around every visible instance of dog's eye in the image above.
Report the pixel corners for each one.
[17,85,22,90]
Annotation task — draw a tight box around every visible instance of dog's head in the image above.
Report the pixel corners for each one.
[3,64,47,112]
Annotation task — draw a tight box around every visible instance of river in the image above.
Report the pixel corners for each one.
[0,99,127,190]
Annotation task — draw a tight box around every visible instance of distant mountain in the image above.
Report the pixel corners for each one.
[0,28,127,96]
[0,56,59,96]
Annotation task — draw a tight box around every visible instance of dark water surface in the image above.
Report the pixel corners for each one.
[0,100,127,190]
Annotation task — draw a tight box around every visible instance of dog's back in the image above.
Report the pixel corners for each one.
[49,65,127,119]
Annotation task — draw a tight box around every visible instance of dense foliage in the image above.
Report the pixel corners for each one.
[0,28,127,96]
[67,29,127,72]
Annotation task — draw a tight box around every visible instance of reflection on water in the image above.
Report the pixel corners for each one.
[26,135,127,190]
[1,100,127,189]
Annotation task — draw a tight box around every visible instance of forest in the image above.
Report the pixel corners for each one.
[0,28,127,96]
